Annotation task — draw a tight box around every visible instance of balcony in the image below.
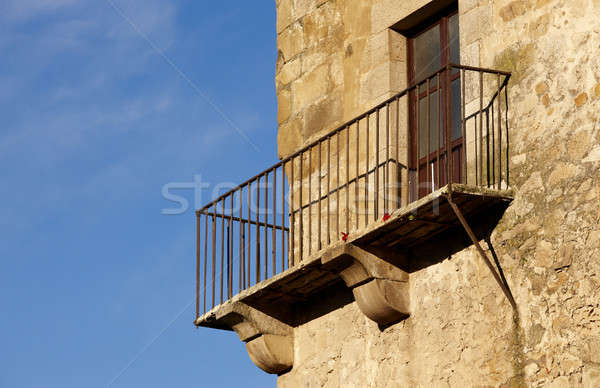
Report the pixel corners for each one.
[194,65,514,374]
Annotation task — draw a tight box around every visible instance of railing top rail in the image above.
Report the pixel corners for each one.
[197,64,511,212]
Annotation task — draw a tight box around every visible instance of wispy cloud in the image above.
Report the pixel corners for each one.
[0,0,261,238]
[0,0,80,22]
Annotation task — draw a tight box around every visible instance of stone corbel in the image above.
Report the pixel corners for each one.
[199,302,293,374]
[322,244,410,326]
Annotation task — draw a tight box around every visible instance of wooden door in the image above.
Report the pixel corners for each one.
[408,9,462,199]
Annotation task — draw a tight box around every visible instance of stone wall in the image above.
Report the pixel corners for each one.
[276,0,600,386]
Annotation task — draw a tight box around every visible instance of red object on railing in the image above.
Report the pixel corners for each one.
[383,213,391,222]
[341,232,349,242]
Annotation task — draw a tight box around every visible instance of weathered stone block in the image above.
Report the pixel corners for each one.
[278,22,305,61]
[278,88,292,124]
[292,64,330,111]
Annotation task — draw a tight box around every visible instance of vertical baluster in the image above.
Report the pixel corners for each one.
[299,155,303,260]
[220,199,224,304]
[479,71,484,187]
[308,147,312,255]
[272,167,276,277]
[365,114,369,226]
[264,172,268,278]
[346,125,350,234]
[490,102,494,188]
[448,68,453,188]
[355,120,359,229]
[281,164,286,271]
[336,131,340,238]
[212,204,216,308]
[318,141,322,251]
[427,78,431,194]
[290,159,295,266]
[474,113,479,185]
[396,97,401,208]
[505,82,510,186]
[204,211,208,313]
[247,183,251,287]
[256,177,261,283]
[497,74,502,190]
[375,109,379,218]
[461,69,467,184]
[385,102,390,212]
[230,194,234,298]
[437,74,441,192]
[196,212,200,319]
[226,216,230,299]
[327,136,331,245]
[415,84,420,200]
[239,191,242,292]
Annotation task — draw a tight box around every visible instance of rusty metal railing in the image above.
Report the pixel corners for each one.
[196,64,511,319]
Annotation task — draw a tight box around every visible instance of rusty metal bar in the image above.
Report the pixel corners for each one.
[461,69,467,184]
[407,97,412,204]
[327,136,331,245]
[336,132,340,238]
[308,147,312,255]
[242,224,246,289]
[365,114,369,226]
[211,205,216,308]
[299,155,304,260]
[415,85,420,201]
[445,67,453,191]
[346,125,350,233]
[319,140,322,251]
[196,212,200,319]
[427,79,431,194]
[437,74,441,192]
[230,194,234,298]
[256,176,260,283]
[375,109,379,219]
[497,74,502,190]
[505,83,510,186]
[220,199,224,304]
[226,219,230,299]
[264,172,268,278]
[281,164,286,271]
[238,192,242,292]
[479,71,484,186]
[197,211,289,231]
[355,120,359,229]
[385,103,390,213]
[272,167,276,277]
[446,195,517,310]
[290,159,294,266]
[204,212,208,312]
[396,97,400,208]
[247,182,251,287]
[490,102,494,188]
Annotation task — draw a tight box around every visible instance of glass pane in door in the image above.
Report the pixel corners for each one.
[418,89,441,158]
[449,13,460,66]
[413,24,440,82]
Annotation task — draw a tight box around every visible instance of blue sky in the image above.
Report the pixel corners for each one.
[0,1,278,387]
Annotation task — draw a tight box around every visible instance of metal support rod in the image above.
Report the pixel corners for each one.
[204,212,208,311]
[445,194,517,310]
[196,213,200,319]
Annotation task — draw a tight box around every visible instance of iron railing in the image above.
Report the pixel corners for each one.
[196,64,511,318]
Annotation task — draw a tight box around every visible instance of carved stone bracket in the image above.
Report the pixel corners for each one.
[322,244,410,326]
[200,302,293,374]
